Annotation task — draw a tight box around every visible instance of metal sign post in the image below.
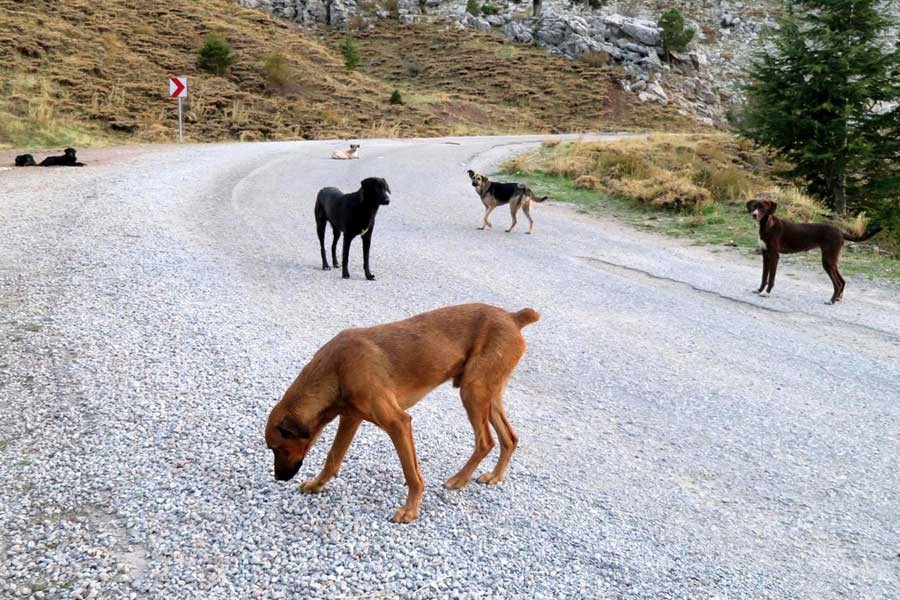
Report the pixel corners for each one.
[168,77,188,143]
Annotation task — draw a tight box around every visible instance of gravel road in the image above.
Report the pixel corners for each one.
[2,136,899,599]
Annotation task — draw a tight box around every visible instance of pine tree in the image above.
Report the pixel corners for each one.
[741,0,900,217]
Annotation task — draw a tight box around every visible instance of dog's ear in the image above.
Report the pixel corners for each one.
[745,200,755,212]
[767,201,778,214]
[467,170,475,178]
[380,178,391,194]
[276,416,310,440]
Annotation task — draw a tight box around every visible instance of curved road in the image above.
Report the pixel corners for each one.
[1,137,899,599]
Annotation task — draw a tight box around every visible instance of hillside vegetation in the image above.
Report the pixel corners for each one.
[0,0,696,149]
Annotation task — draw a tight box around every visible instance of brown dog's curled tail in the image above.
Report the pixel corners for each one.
[512,307,541,328]
[843,227,882,242]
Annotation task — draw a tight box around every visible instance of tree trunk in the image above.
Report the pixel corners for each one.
[833,172,847,215]
[533,0,542,17]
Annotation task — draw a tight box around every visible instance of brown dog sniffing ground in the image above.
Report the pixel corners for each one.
[265,303,540,523]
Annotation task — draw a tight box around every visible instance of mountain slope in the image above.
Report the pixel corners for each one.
[0,0,696,149]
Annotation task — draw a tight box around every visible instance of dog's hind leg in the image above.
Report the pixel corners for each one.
[299,415,362,493]
[477,392,519,485]
[446,378,496,490]
[330,224,341,269]
[522,199,534,234]
[823,257,844,304]
[316,207,330,270]
[506,201,519,233]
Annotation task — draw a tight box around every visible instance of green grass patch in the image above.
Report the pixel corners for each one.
[504,171,900,283]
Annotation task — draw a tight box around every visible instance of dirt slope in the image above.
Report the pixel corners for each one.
[0,0,697,149]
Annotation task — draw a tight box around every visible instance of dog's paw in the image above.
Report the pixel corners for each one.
[391,505,419,524]
[757,291,770,297]
[444,475,470,490]
[341,272,350,280]
[322,265,331,271]
[299,479,326,494]
[476,472,503,485]
[365,273,376,281]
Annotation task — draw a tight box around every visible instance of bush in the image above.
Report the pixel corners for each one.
[262,53,291,90]
[659,8,694,55]
[198,33,237,76]
[466,0,480,15]
[579,51,610,67]
[382,0,400,17]
[693,165,757,202]
[340,36,360,70]
[389,89,403,105]
[481,3,500,15]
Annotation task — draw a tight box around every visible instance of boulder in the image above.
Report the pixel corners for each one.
[621,21,660,46]
[505,20,534,44]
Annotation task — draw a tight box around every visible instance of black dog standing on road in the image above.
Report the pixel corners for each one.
[315,177,391,280]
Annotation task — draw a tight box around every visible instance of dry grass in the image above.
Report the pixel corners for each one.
[0,2,700,149]
[507,134,773,210]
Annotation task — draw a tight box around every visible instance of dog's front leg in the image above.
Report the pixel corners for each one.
[756,251,769,294]
[765,252,779,295]
[371,404,424,523]
[300,415,362,493]
[362,230,375,281]
[341,235,354,279]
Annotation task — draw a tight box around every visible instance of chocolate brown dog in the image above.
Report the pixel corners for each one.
[747,198,882,304]
[265,303,540,523]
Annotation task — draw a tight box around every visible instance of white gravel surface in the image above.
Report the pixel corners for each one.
[1,136,899,599]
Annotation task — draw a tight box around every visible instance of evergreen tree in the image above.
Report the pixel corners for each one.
[741,0,900,217]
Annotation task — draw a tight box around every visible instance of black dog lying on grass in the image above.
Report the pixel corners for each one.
[315,177,391,280]
[14,147,85,167]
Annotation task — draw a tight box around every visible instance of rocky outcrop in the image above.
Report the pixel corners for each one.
[239,0,900,126]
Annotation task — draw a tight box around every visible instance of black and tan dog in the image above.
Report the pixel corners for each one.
[467,170,547,234]
[747,198,882,304]
[265,303,540,523]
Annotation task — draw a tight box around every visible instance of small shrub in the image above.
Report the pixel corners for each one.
[659,8,694,55]
[348,15,366,30]
[466,0,480,15]
[774,187,831,222]
[611,171,712,211]
[198,33,237,76]
[481,3,500,15]
[262,53,291,91]
[575,175,602,190]
[340,36,361,70]
[693,165,756,202]
[405,59,423,77]
[382,0,400,17]
[579,51,610,67]
[389,89,403,105]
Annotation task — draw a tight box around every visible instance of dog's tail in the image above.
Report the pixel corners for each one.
[512,307,541,328]
[526,187,548,203]
[843,227,882,242]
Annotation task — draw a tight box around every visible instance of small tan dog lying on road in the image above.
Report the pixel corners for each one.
[265,303,540,523]
[331,144,360,160]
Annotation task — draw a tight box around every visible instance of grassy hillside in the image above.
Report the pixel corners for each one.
[0,0,697,149]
